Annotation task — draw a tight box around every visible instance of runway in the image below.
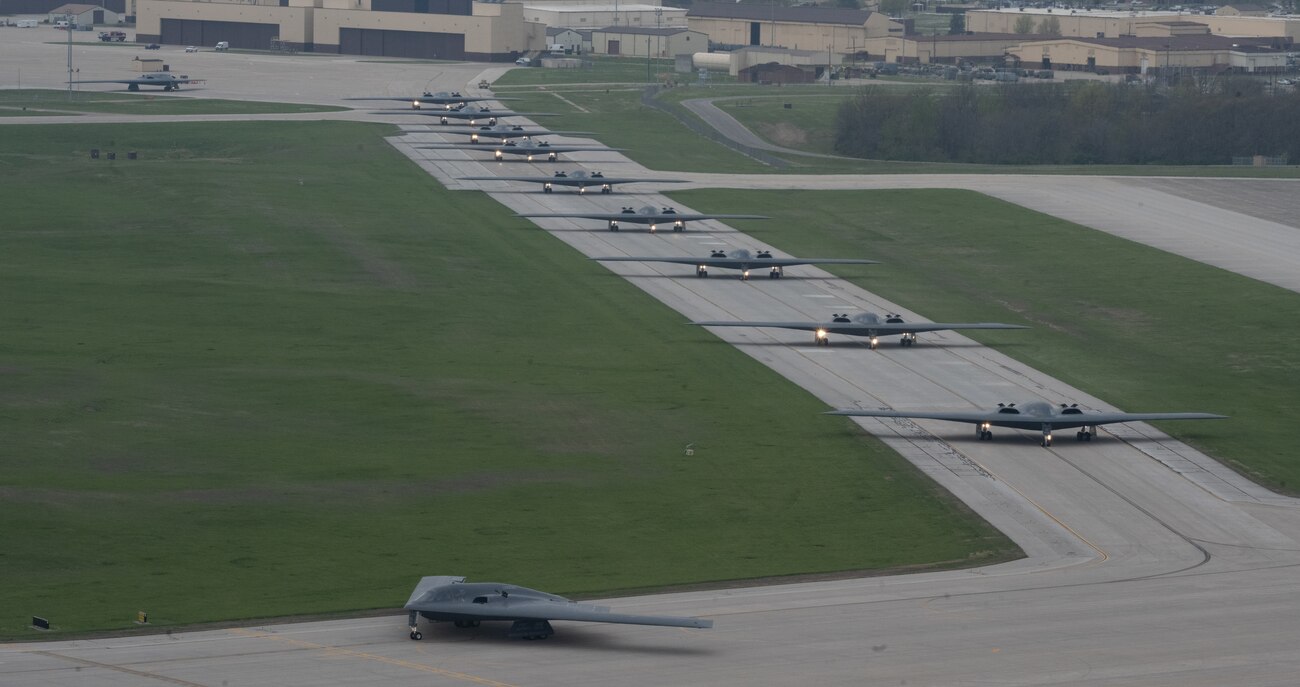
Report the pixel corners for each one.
[4,30,1300,686]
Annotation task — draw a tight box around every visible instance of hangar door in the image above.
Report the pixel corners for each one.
[339,28,465,60]
[160,19,278,50]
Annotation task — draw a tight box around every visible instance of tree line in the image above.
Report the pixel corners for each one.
[833,81,1300,165]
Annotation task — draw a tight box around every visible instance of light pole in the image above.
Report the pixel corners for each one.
[66,20,73,100]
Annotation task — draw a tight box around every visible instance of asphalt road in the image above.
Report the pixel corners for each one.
[3,30,1300,687]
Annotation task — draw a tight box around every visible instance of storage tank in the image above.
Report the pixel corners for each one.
[692,52,731,71]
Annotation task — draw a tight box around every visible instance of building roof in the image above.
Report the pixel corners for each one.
[688,2,873,27]
[593,26,698,36]
[735,45,835,58]
[50,3,107,13]
[1019,34,1284,52]
[1220,3,1269,11]
[906,32,1026,42]
[525,4,679,13]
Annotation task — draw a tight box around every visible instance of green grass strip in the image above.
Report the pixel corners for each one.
[0,121,1015,638]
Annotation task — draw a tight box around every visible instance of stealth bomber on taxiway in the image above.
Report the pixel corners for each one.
[404,576,714,640]
[692,311,1026,349]
[826,400,1227,447]
[520,205,769,232]
[593,249,880,280]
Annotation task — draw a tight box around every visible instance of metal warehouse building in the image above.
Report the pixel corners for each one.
[136,0,545,60]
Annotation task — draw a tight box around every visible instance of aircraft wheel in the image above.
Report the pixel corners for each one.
[601,188,611,194]
[1042,438,1052,447]
[410,631,422,640]
[983,431,993,440]
[1084,432,1093,442]
[543,187,552,193]
[673,226,683,232]
[548,154,557,162]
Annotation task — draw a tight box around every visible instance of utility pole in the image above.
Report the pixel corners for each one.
[67,21,73,100]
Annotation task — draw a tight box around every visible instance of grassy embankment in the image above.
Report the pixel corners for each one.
[492,66,1300,177]
[0,121,1016,639]
[0,89,344,116]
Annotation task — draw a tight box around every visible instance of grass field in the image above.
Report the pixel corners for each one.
[0,89,343,115]
[667,188,1300,492]
[0,121,1017,639]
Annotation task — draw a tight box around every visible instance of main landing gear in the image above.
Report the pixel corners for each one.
[1076,426,1098,442]
[899,332,917,347]
[769,266,783,279]
[697,265,709,278]
[976,422,993,441]
[408,611,423,640]
[815,330,830,346]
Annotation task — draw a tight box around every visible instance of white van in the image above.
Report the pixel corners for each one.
[214,41,229,51]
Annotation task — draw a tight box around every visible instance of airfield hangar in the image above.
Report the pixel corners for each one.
[686,2,906,55]
[135,0,546,59]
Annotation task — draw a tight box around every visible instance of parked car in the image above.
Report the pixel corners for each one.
[1278,78,1294,86]
[145,43,160,50]
[514,57,532,66]
[185,45,199,52]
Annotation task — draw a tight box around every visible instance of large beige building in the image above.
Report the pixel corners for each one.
[521,3,686,30]
[1008,34,1290,73]
[864,32,1026,64]
[967,7,1300,42]
[686,2,904,56]
[136,0,545,59]
[589,26,705,57]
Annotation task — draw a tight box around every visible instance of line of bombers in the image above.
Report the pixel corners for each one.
[370,90,1224,642]
[372,91,1227,447]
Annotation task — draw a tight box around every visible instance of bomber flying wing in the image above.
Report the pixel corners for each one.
[691,311,1027,348]
[347,92,516,109]
[371,108,556,125]
[433,127,597,143]
[403,576,713,640]
[519,205,769,232]
[592,250,879,279]
[825,400,1227,446]
[419,141,625,162]
[457,171,688,194]
[70,73,203,91]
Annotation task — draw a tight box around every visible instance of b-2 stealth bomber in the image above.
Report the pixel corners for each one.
[404,576,714,640]
[826,400,1227,446]
[593,249,880,280]
[691,311,1026,349]
[458,170,688,194]
[519,205,769,232]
